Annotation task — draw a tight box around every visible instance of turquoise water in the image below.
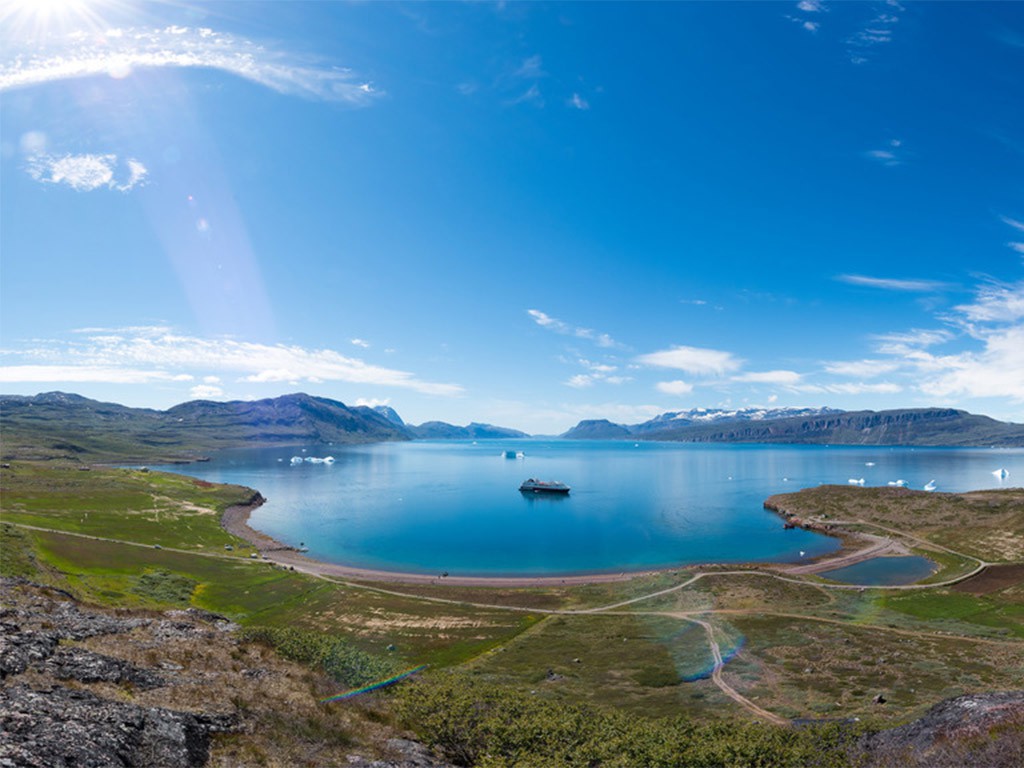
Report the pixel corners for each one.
[819,556,938,586]
[155,441,1023,577]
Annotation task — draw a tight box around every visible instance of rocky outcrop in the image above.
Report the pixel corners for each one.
[0,684,237,767]
[858,691,1024,767]
[0,578,239,767]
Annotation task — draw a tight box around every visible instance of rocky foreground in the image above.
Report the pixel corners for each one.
[0,578,449,767]
[2,576,1022,766]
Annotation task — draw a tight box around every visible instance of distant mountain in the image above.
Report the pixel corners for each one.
[561,419,633,439]
[631,406,844,434]
[0,392,408,462]
[407,421,529,440]
[561,407,1024,447]
[372,405,405,427]
[642,408,1024,447]
[562,407,840,439]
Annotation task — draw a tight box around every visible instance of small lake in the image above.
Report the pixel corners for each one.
[155,441,1023,578]
[819,556,939,586]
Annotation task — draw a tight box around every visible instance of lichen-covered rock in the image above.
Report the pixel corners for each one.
[859,691,1024,767]
[38,647,166,690]
[0,684,237,767]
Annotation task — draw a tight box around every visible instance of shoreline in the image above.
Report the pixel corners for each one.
[220,496,878,588]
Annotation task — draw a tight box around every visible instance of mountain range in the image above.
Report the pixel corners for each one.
[2,393,1023,462]
[0,392,525,461]
[561,406,1024,447]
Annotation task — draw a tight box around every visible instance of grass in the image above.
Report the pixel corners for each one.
[730,613,1024,725]
[466,613,735,719]
[0,461,256,553]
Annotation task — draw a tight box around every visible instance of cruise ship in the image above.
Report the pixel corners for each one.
[519,478,570,494]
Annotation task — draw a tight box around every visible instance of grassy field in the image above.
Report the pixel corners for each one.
[766,485,1024,564]
[3,461,1023,733]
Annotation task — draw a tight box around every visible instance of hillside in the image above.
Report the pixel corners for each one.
[562,407,1024,447]
[406,421,529,440]
[0,392,408,462]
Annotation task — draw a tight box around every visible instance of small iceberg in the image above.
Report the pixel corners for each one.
[290,456,303,465]
[887,479,908,487]
[848,477,865,485]
[304,456,335,464]
[865,462,876,467]
[993,468,1009,480]
[923,480,937,492]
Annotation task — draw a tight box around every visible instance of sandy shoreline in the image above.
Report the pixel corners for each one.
[221,500,662,587]
[220,497,889,588]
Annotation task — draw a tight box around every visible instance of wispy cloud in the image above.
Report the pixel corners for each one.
[0,25,380,104]
[824,359,901,378]
[954,281,1024,324]
[847,1,903,64]
[636,345,742,376]
[732,370,803,385]
[189,384,224,399]
[787,0,826,33]
[527,309,618,348]
[864,138,904,166]
[567,92,589,110]
[350,338,371,348]
[656,380,693,396]
[514,54,545,79]
[25,152,147,192]
[999,215,1024,258]
[837,274,951,292]
[508,82,543,107]
[0,328,462,396]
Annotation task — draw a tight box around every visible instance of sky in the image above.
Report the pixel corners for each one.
[1,1,1023,434]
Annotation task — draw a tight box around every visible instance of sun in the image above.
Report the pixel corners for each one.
[0,0,118,42]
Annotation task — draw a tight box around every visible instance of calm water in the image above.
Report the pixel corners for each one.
[820,556,938,586]
[155,441,1023,577]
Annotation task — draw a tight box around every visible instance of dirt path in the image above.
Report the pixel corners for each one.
[686,616,789,725]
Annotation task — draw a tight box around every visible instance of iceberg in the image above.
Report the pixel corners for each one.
[923,480,937,492]
[993,468,1009,480]
[887,479,908,487]
[290,456,303,465]
[848,477,865,485]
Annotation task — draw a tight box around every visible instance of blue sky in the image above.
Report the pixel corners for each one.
[1,1,1023,434]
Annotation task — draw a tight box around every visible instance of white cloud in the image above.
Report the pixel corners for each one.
[527,309,619,348]
[351,338,370,348]
[189,384,223,399]
[1,328,462,396]
[838,274,950,292]
[954,281,1024,323]
[25,152,147,192]
[824,359,901,378]
[202,375,221,384]
[636,345,742,376]
[0,365,192,384]
[917,326,1024,401]
[566,374,595,388]
[1008,242,1024,255]
[0,25,380,105]
[873,329,952,353]
[509,83,543,107]
[514,55,545,79]
[847,7,901,64]
[1001,215,1024,233]
[656,380,693,396]
[568,93,589,110]
[797,0,824,11]
[355,397,391,408]
[732,370,803,385]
